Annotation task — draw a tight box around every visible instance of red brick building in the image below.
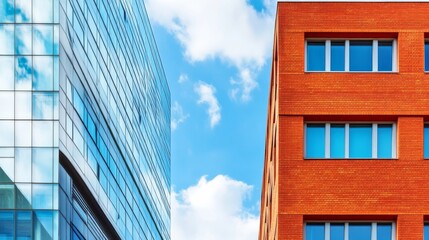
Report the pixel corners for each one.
[259,2,429,240]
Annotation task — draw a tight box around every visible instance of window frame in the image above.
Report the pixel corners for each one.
[305,39,398,73]
[304,221,396,240]
[304,122,397,159]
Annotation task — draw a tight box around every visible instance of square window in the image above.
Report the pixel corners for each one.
[350,41,373,71]
[32,184,53,209]
[307,42,325,71]
[349,124,372,158]
[306,124,325,158]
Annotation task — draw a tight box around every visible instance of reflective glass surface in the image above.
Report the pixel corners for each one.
[16,211,32,239]
[378,41,393,71]
[32,148,53,182]
[349,223,371,240]
[306,223,325,240]
[330,124,345,158]
[0,211,14,240]
[33,56,53,90]
[15,25,32,55]
[0,0,14,22]
[15,121,31,146]
[32,184,53,209]
[0,56,14,90]
[16,184,32,209]
[425,125,429,158]
[0,185,15,208]
[0,158,14,182]
[0,92,14,119]
[349,124,372,158]
[350,41,373,71]
[377,124,392,158]
[330,223,344,240]
[331,41,345,71]
[307,42,325,71]
[377,223,392,240]
[15,56,32,90]
[15,0,32,23]
[0,121,14,146]
[306,124,325,158]
[33,25,53,55]
[15,148,31,182]
[0,25,14,54]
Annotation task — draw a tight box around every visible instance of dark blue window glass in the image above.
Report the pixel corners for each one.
[377,223,392,240]
[350,41,373,71]
[306,124,325,158]
[17,211,32,240]
[377,124,392,158]
[425,224,429,240]
[378,41,393,71]
[307,42,325,71]
[306,223,324,240]
[349,124,372,158]
[330,124,345,158]
[349,223,371,240]
[425,42,429,71]
[425,125,429,158]
[330,223,345,240]
[0,211,14,240]
[331,41,345,71]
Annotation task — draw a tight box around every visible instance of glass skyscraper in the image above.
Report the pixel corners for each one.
[0,0,171,239]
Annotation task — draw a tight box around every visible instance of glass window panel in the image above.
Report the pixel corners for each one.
[0,92,14,119]
[0,148,13,158]
[32,148,53,182]
[15,0,31,22]
[0,121,14,146]
[306,124,325,158]
[349,124,372,158]
[33,56,53,91]
[33,25,53,55]
[73,126,85,155]
[33,92,54,120]
[349,223,371,240]
[377,223,392,240]
[426,42,429,72]
[15,121,31,146]
[378,41,393,71]
[331,41,345,71]
[15,92,32,119]
[331,124,345,158]
[33,210,53,240]
[88,114,96,141]
[16,184,31,209]
[0,185,15,208]
[0,25,13,54]
[32,184,53,209]
[306,223,324,240]
[0,158,13,182]
[33,0,53,23]
[425,224,429,240]
[0,211,14,240]
[32,121,53,147]
[16,25,32,54]
[0,0,14,23]
[330,223,344,240]
[307,42,325,71]
[0,56,14,90]
[350,41,373,71]
[53,57,59,91]
[377,124,393,158]
[425,125,429,158]
[54,26,59,55]
[16,211,32,240]
[15,148,31,182]
[16,56,33,90]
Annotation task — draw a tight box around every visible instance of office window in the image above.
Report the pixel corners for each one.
[305,222,395,240]
[424,224,429,240]
[425,42,429,72]
[305,123,396,159]
[424,124,429,158]
[306,39,396,72]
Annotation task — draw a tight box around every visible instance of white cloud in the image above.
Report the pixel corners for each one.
[171,101,189,131]
[194,82,221,128]
[146,0,276,102]
[172,175,259,240]
[178,73,189,84]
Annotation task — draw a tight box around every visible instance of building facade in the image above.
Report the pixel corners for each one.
[260,2,429,240]
[0,0,170,239]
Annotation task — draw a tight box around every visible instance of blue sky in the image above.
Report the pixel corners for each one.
[146,0,276,238]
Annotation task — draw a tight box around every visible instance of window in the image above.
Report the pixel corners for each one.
[305,123,396,159]
[425,41,429,72]
[424,124,429,158]
[306,39,397,72]
[424,223,429,240]
[305,222,394,240]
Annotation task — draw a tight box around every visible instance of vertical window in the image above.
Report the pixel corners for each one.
[349,124,372,158]
[306,223,325,240]
[350,41,373,71]
[424,224,429,240]
[331,41,345,71]
[349,223,371,240]
[377,124,393,158]
[330,223,345,240]
[377,223,392,240]
[307,42,326,71]
[425,42,429,72]
[378,41,393,71]
[0,211,14,240]
[305,124,325,158]
[330,124,345,158]
[424,124,429,158]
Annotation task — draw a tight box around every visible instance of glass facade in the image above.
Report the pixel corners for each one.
[0,0,170,239]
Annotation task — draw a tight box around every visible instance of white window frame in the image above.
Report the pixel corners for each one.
[303,221,396,240]
[304,122,397,159]
[305,39,398,73]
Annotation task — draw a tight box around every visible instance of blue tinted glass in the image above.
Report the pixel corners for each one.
[425,125,429,158]
[377,223,392,240]
[330,223,344,240]
[350,41,373,71]
[0,211,14,240]
[378,41,393,71]
[426,42,429,71]
[425,224,429,240]
[306,223,324,240]
[349,124,372,158]
[331,41,345,71]
[377,124,392,158]
[17,211,32,240]
[0,0,15,23]
[33,211,53,240]
[349,223,371,240]
[306,124,325,158]
[307,42,325,71]
[331,124,345,158]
